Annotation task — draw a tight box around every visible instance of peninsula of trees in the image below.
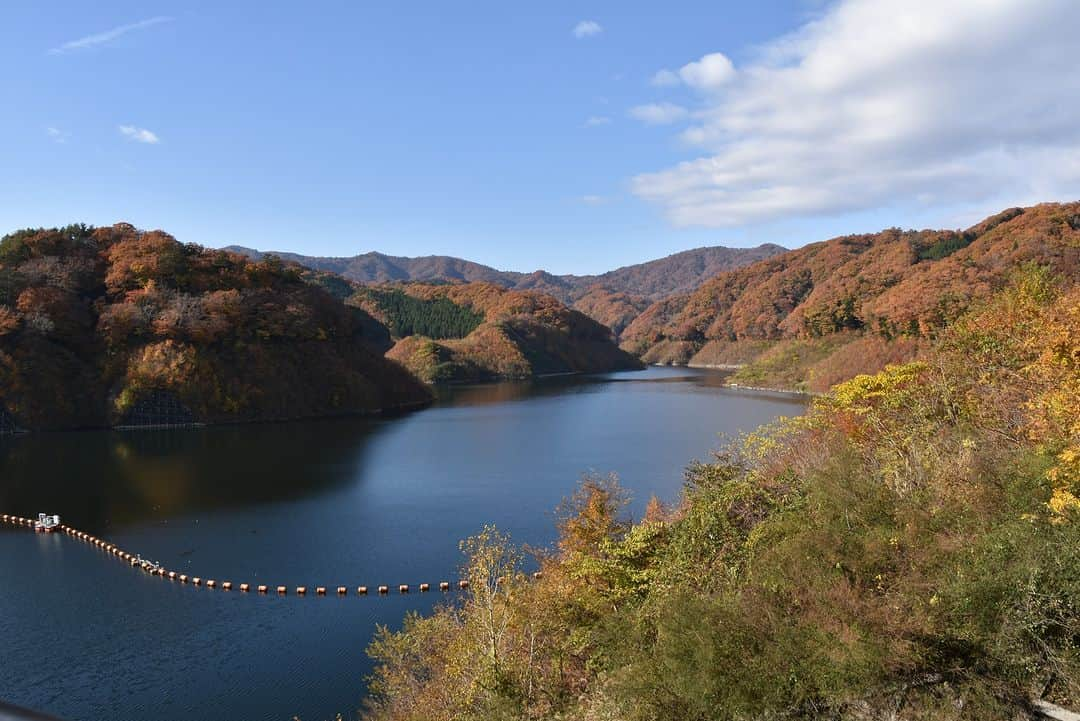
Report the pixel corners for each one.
[352,282,644,383]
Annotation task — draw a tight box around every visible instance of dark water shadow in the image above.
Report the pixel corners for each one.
[0,416,391,532]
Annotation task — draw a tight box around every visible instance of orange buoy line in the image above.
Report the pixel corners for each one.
[1,513,471,600]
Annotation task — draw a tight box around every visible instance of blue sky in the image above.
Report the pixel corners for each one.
[2,1,1078,274]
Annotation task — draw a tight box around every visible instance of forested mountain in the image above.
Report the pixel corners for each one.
[223,244,787,329]
[622,203,1080,391]
[351,282,643,383]
[365,265,1080,721]
[0,223,430,431]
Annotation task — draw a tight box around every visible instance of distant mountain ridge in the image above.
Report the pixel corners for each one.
[221,244,787,303]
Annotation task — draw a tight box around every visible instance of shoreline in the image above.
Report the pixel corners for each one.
[650,362,816,397]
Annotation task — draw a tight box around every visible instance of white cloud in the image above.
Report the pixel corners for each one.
[49,16,172,55]
[582,195,608,206]
[650,69,681,87]
[651,52,736,92]
[629,102,689,126]
[573,20,603,39]
[119,125,160,144]
[585,115,612,127]
[46,127,70,144]
[632,0,1080,227]
[678,52,736,90]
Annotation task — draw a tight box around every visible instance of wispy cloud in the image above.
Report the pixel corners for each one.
[584,115,612,127]
[49,16,172,55]
[572,20,603,39]
[119,125,160,144]
[46,127,70,144]
[650,70,681,87]
[629,102,688,126]
[581,195,608,206]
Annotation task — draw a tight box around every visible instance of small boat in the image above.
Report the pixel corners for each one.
[34,513,61,533]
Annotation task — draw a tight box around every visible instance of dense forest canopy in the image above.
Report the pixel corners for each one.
[0,223,430,430]
[353,288,484,340]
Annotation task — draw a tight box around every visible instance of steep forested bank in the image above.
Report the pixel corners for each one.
[353,282,643,383]
[363,267,1079,720]
[624,203,1080,392]
[0,224,431,431]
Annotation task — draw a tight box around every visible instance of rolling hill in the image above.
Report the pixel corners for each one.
[350,282,644,383]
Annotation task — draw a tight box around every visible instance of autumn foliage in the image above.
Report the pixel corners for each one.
[364,267,1080,721]
[356,282,643,383]
[622,203,1080,388]
[0,223,430,430]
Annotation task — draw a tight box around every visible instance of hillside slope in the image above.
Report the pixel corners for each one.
[352,282,643,383]
[365,268,1080,721]
[0,224,431,431]
[622,203,1080,389]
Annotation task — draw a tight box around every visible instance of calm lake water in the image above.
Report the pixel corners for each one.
[0,367,806,721]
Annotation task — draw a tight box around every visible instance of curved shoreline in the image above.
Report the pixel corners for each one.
[649,362,817,397]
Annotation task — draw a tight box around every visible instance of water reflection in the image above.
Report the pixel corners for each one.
[0,417,390,532]
[432,367,737,406]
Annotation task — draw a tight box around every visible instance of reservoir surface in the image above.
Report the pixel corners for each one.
[0,367,806,721]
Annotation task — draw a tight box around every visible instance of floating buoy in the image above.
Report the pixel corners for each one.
[5,517,472,606]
